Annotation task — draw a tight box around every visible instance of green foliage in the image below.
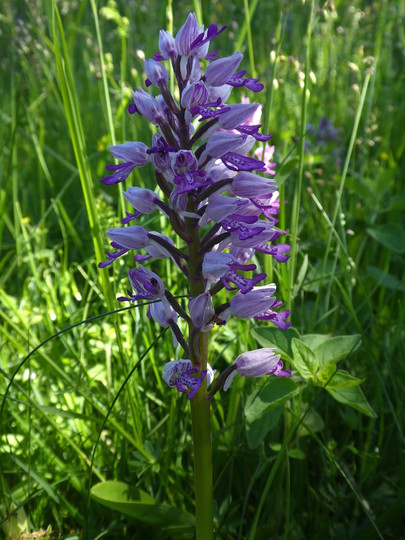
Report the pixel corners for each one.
[1,0,404,539]
[91,481,194,538]
[245,378,299,448]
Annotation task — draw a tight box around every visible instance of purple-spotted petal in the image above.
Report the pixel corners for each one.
[162,359,215,399]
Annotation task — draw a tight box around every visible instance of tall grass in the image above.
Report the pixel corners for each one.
[1,0,404,538]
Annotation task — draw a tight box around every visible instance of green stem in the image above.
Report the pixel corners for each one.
[190,333,213,540]
[185,199,213,539]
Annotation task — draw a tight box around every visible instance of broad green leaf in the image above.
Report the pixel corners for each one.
[326,386,377,418]
[388,194,405,212]
[314,335,361,367]
[367,265,405,292]
[251,326,300,360]
[300,334,330,350]
[91,481,194,537]
[297,408,324,438]
[288,448,306,460]
[246,405,283,449]
[245,377,298,426]
[366,223,405,253]
[291,338,319,379]
[326,370,364,389]
[314,362,337,386]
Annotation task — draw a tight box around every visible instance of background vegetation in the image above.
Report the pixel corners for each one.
[1,0,404,538]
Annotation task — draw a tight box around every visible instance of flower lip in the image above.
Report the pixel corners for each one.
[129,265,165,297]
[162,359,215,399]
[99,142,150,185]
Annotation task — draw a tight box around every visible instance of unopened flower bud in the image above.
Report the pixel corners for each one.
[144,58,169,88]
[189,292,215,332]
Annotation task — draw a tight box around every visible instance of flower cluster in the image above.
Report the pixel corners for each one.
[99,13,291,399]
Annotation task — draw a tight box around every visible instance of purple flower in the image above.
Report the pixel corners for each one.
[158,30,177,59]
[131,88,166,124]
[175,13,200,56]
[204,132,249,159]
[181,81,209,110]
[207,84,233,105]
[225,284,277,319]
[171,150,210,194]
[213,284,278,324]
[222,219,277,248]
[203,251,266,293]
[123,187,164,215]
[148,134,176,178]
[223,348,291,391]
[254,307,291,329]
[101,227,180,267]
[144,59,169,88]
[228,70,264,92]
[106,225,150,250]
[189,292,215,331]
[203,195,251,222]
[205,52,243,86]
[118,265,165,303]
[230,172,276,198]
[221,152,266,173]
[162,359,215,399]
[217,103,260,129]
[255,242,291,263]
[100,142,150,185]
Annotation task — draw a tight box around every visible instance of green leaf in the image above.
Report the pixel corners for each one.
[302,260,335,292]
[277,157,299,184]
[367,265,405,292]
[40,406,90,420]
[245,378,299,447]
[91,481,194,537]
[300,334,330,350]
[291,338,319,379]
[288,448,306,460]
[293,254,308,296]
[366,223,405,253]
[251,326,300,361]
[297,408,324,438]
[326,386,377,418]
[314,335,361,367]
[314,363,337,386]
[326,370,364,389]
[245,405,283,449]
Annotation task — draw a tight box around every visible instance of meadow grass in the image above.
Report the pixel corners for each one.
[1,0,404,538]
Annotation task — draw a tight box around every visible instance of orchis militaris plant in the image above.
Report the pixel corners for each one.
[98,12,291,539]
